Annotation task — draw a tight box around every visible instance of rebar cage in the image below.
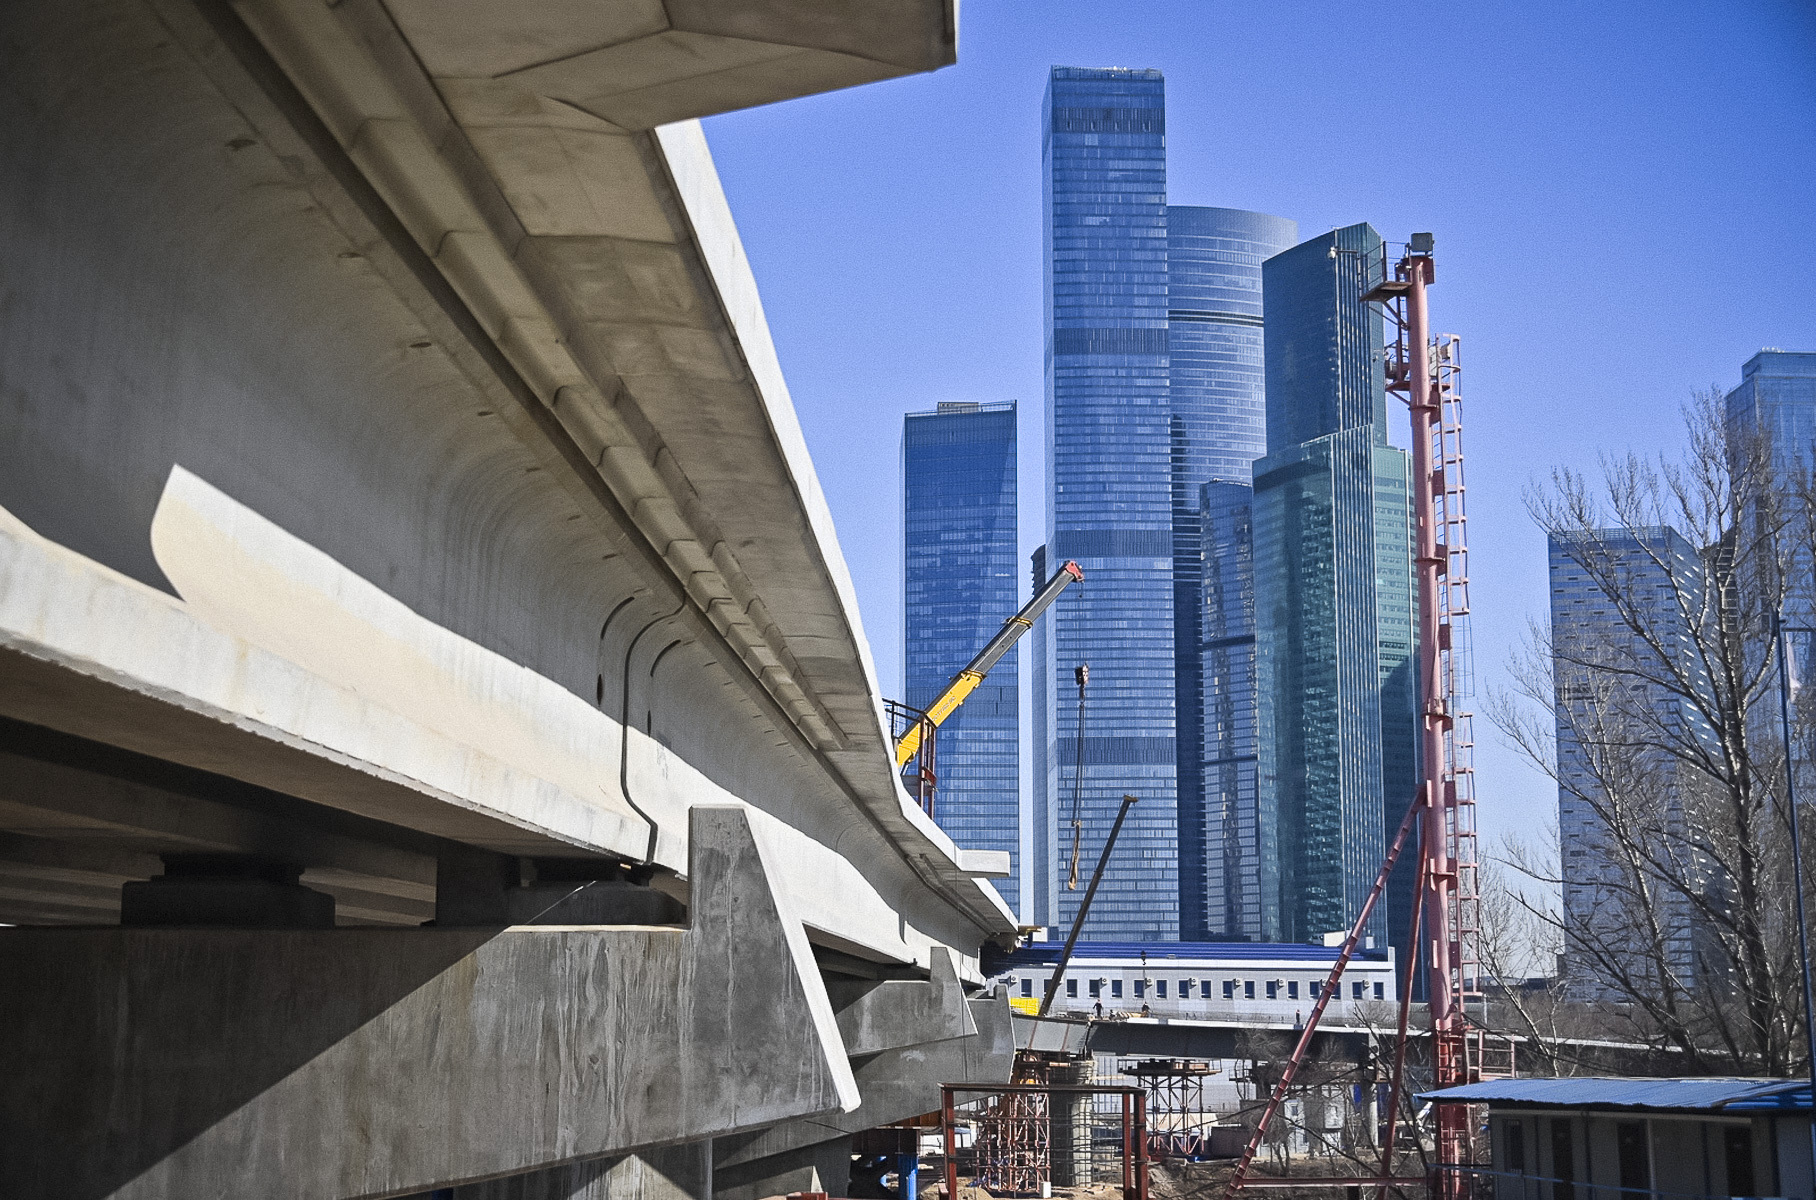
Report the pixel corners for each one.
[941,1083,1149,1200]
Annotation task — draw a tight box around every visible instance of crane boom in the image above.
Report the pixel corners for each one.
[893,560,1083,768]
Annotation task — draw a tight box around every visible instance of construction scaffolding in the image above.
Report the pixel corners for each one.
[1431,335,1478,1011]
[942,1082,1149,1200]
[1123,1059,1221,1160]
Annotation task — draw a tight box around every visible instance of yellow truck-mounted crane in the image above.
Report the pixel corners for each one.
[893,559,1084,768]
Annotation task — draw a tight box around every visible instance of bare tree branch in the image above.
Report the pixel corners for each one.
[1485,391,1808,1075]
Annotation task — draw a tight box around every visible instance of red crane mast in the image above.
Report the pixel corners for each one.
[1224,235,1496,1196]
[1396,236,1483,1189]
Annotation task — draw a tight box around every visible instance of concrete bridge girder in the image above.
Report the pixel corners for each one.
[1082,1018,1378,1065]
[828,945,978,1057]
[0,0,1008,957]
[0,486,958,966]
[213,0,972,873]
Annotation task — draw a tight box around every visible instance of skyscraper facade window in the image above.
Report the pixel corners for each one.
[1251,222,1416,950]
[1036,66,1178,940]
[1200,479,1264,940]
[1548,526,1708,999]
[903,401,1021,911]
[1167,205,1296,940]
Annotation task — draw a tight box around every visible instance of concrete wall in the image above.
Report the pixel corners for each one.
[438,1145,713,1200]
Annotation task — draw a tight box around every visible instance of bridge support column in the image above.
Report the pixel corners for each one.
[1049,1058,1094,1186]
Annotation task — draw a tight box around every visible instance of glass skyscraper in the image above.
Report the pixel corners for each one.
[1727,350,1816,625]
[903,401,1022,911]
[1725,350,1816,483]
[1251,222,1416,950]
[1548,526,1707,999]
[1035,67,1178,940]
[1168,206,1297,940]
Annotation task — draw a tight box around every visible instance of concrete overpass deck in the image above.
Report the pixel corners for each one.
[0,2,1013,1196]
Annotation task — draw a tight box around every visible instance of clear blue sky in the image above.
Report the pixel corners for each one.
[702,1,1816,867]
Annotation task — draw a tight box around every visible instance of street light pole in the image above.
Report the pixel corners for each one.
[1773,613,1816,1182]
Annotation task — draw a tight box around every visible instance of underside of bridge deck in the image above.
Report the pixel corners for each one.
[0,0,1013,1194]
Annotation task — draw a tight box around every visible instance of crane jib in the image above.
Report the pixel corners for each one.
[891,561,1082,769]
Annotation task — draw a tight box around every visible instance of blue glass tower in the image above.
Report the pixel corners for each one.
[1548,526,1707,998]
[1036,66,1178,940]
[1725,351,1816,481]
[1251,223,1416,949]
[903,401,1021,912]
[1168,206,1297,940]
[1726,350,1816,625]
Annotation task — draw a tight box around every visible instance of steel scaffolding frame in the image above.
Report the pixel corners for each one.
[1125,1059,1220,1159]
[942,1083,1149,1200]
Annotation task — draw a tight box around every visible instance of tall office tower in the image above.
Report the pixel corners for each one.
[1726,351,1816,621]
[903,401,1021,912]
[1548,527,1707,999]
[1726,350,1816,482]
[1167,206,1297,940]
[1034,66,1178,939]
[1251,223,1417,950]
[1724,350,1816,900]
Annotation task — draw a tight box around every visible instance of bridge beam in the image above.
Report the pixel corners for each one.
[827,946,977,1055]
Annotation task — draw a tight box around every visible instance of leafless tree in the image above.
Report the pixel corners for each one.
[1474,855,1578,1073]
[1489,390,1811,1075]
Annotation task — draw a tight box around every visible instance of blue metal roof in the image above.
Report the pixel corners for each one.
[1726,1082,1813,1112]
[988,940,1389,970]
[1419,1077,1811,1113]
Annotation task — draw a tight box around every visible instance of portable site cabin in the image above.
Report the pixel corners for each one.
[1422,1078,1813,1199]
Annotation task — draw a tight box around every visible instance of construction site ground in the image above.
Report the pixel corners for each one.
[914,1159,1412,1200]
